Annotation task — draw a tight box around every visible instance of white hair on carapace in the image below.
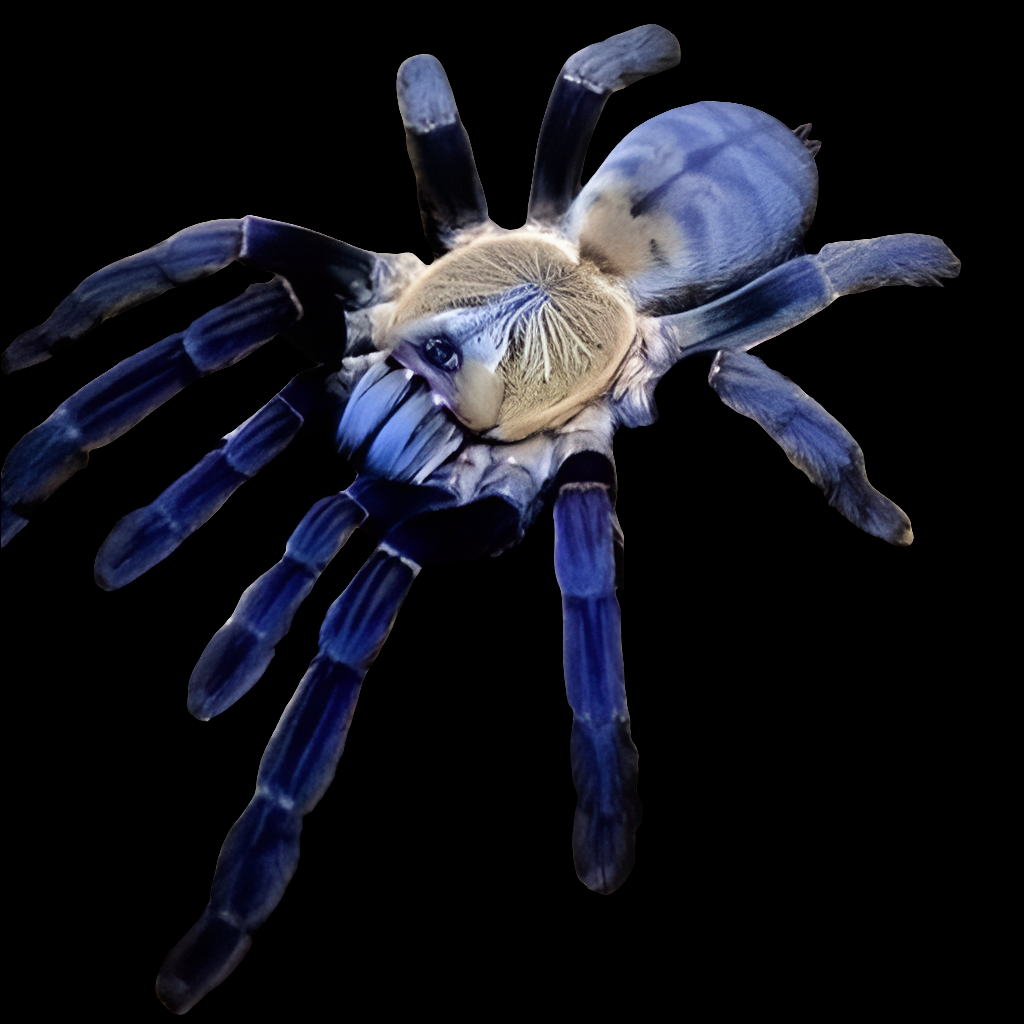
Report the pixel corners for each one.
[393,233,637,434]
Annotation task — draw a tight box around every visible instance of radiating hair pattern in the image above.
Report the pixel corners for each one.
[393,234,636,424]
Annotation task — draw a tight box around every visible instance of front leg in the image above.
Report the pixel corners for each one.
[554,480,640,894]
[3,216,422,372]
[2,281,301,546]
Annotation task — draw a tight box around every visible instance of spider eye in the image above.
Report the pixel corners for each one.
[423,336,459,371]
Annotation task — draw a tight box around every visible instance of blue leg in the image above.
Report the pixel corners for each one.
[397,55,489,256]
[3,219,243,372]
[709,348,913,544]
[554,482,640,894]
[93,366,333,589]
[527,25,679,225]
[816,233,961,294]
[653,234,960,365]
[95,394,301,589]
[188,491,368,720]
[155,545,418,1014]
[655,255,836,362]
[1,281,299,546]
[3,216,418,372]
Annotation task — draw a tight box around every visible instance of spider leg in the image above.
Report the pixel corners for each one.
[93,366,333,589]
[527,25,680,226]
[3,216,421,372]
[4,219,243,373]
[397,55,489,257]
[240,217,424,363]
[815,233,961,295]
[156,544,417,1015]
[650,233,960,364]
[188,489,367,720]
[555,481,640,894]
[653,256,839,363]
[1,281,300,546]
[708,348,913,545]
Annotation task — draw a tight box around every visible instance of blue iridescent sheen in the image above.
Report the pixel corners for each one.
[2,24,957,1014]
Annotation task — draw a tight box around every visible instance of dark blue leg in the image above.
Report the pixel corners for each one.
[93,367,333,589]
[709,348,913,544]
[94,394,298,589]
[655,255,836,363]
[188,491,367,720]
[654,233,960,364]
[1,281,299,546]
[155,545,418,1014]
[239,217,424,363]
[3,219,242,372]
[526,25,679,225]
[3,216,416,372]
[554,482,640,894]
[397,55,489,256]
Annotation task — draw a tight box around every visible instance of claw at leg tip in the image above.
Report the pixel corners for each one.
[2,338,52,374]
[1,505,29,547]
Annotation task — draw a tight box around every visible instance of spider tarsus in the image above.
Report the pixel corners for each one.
[2,331,53,374]
[0,503,30,547]
[569,718,641,895]
[156,909,252,1015]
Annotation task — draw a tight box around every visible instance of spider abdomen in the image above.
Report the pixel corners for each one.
[566,101,819,315]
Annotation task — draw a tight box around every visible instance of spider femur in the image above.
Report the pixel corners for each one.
[390,234,637,439]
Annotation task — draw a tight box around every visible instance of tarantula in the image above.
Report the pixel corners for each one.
[2,25,957,1014]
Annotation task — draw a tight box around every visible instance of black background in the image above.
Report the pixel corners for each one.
[4,16,968,1019]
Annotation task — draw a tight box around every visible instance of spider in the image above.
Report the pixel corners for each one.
[3,25,958,1015]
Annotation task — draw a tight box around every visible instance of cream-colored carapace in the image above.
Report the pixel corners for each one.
[382,233,637,440]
